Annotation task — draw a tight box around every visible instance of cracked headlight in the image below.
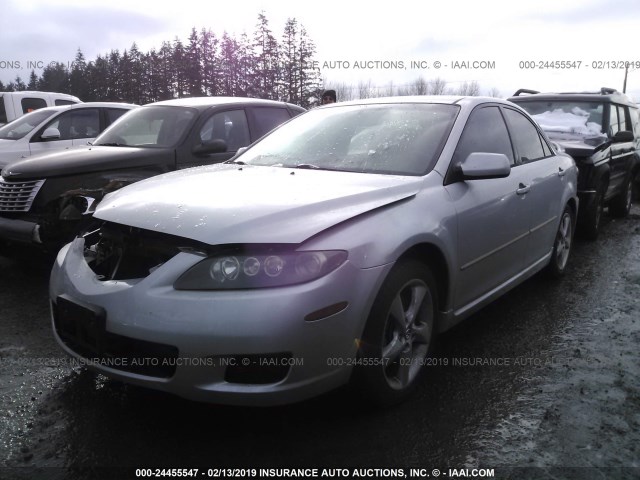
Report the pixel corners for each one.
[174,250,348,290]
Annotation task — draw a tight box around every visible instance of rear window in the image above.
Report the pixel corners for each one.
[21,98,47,114]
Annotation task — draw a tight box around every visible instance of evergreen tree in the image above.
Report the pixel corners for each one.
[200,28,220,96]
[279,18,299,103]
[38,63,70,93]
[69,49,90,100]
[252,11,279,99]
[106,50,122,100]
[220,32,240,96]
[186,28,203,97]
[157,41,175,100]
[297,26,322,108]
[172,37,187,98]
[27,70,39,90]
[85,55,110,101]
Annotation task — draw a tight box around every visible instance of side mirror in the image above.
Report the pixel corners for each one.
[612,130,634,143]
[192,139,228,155]
[40,127,61,141]
[460,152,511,180]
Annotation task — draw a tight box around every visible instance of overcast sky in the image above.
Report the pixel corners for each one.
[2,0,640,100]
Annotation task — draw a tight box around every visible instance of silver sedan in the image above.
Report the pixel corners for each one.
[49,96,578,406]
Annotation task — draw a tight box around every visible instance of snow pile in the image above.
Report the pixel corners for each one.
[532,107,602,136]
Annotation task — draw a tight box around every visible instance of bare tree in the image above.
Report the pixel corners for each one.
[358,79,374,99]
[429,77,447,95]
[456,80,481,96]
[323,80,354,102]
[487,87,501,98]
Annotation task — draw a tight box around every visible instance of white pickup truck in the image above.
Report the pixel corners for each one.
[0,91,81,126]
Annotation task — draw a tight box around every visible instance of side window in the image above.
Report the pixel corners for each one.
[55,99,77,106]
[106,108,130,126]
[21,98,47,114]
[40,109,100,140]
[199,110,250,151]
[609,105,620,136]
[629,108,640,135]
[618,105,629,132]
[251,107,291,139]
[503,108,547,163]
[0,100,7,124]
[452,106,514,167]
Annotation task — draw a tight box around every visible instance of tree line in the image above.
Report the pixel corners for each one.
[0,11,502,106]
[0,12,323,109]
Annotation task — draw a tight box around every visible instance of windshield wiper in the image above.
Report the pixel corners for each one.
[95,142,126,147]
[294,163,321,170]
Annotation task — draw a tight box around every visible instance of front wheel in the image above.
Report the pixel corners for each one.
[546,206,574,277]
[351,260,437,406]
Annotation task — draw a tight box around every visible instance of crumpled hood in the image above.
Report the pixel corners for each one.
[96,164,424,245]
[549,137,608,159]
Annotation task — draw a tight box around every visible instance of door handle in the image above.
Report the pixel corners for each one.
[516,183,530,195]
[558,167,566,177]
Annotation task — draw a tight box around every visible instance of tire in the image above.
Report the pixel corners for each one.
[546,206,574,277]
[580,182,605,240]
[351,260,438,406]
[609,177,633,218]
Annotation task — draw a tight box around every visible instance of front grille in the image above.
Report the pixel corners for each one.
[0,178,45,212]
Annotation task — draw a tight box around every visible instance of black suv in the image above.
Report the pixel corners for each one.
[509,88,639,239]
[0,97,304,250]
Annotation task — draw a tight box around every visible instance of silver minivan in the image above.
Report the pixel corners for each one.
[0,102,137,168]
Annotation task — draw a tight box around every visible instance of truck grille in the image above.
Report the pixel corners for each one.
[0,178,45,212]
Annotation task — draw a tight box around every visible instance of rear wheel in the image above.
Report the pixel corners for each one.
[580,182,605,240]
[546,206,574,277]
[609,177,633,218]
[352,260,437,406]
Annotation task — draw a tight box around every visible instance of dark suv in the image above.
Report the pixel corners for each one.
[0,97,304,250]
[509,88,639,239]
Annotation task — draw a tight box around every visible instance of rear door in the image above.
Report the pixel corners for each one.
[502,106,566,267]
[445,105,531,310]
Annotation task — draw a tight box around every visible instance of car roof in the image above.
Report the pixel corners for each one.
[318,95,514,109]
[146,96,302,110]
[18,102,138,116]
[508,88,637,107]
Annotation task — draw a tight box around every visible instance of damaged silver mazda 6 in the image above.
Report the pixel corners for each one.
[50,96,578,406]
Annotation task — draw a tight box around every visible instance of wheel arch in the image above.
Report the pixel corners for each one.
[394,242,450,320]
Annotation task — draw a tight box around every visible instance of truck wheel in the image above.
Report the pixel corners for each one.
[580,183,605,240]
[609,177,633,218]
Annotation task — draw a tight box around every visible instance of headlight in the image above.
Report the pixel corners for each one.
[174,250,348,290]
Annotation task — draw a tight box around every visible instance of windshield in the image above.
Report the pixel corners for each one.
[516,101,604,140]
[237,103,458,175]
[94,105,197,148]
[0,109,58,140]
